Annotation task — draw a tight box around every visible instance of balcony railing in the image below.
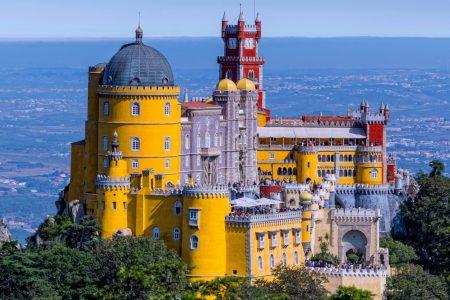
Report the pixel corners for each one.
[225,210,302,224]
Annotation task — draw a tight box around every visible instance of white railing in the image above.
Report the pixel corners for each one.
[225,210,302,224]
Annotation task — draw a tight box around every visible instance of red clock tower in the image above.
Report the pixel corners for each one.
[218,11,270,119]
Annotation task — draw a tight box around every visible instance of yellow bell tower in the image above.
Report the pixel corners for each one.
[96,131,130,238]
[298,147,319,184]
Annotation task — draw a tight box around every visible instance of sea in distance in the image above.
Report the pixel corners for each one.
[0,37,449,242]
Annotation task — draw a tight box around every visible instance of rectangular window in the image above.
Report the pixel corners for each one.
[132,159,139,169]
[164,137,171,151]
[294,230,301,245]
[131,137,141,151]
[269,152,275,160]
[103,157,109,168]
[102,136,109,151]
[257,234,265,249]
[282,231,290,246]
[123,202,127,210]
[112,202,117,210]
[189,209,199,227]
[270,232,278,248]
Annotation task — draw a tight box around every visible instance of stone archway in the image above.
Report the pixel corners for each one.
[341,230,368,263]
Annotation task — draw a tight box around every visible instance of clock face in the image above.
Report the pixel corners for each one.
[244,38,254,49]
[228,38,237,49]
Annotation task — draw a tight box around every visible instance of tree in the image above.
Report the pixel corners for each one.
[93,236,188,299]
[257,265,328,300]
[386,264,447,300]
[429,160,445,177]
[328,286,374,300]
[310,235,340,266]
[379,237,417,267]
[396,170,450,277]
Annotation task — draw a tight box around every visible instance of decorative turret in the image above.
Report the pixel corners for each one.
[135,25,143,44]
[96,132,130,238]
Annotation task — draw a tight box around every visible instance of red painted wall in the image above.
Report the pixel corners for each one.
[368,124,384,146]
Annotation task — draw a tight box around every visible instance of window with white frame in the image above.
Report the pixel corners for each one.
[164,137,170,151]
[152,227,160,239]
[270,232,278,248]
[188,209,199,227]
[226,69,232,79]
[165,158,170,169]
[282,253,287,266]
[103,157,109,168]
[173,227,180,240]
[269,254,275,268]
[282,230,290,246]
[103,101,109,116]
[131,102,140,116]
[294,251,299,265]
[131,137,140,151]
[214,132,219,147]
[269,152,275,160]
[257,233,265,249]
[173,201,182,216]
[248,70,255,81]
[294,229,301,245]
[185,157,189,167]
[132,159,139,169]
[102,136,109,151]
[258,256,263,270]
[190,235,199,250]
[371,168,378,179]
[164,102,171,116]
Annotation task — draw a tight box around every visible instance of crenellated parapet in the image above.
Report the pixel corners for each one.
[151,188,183,196]
[183,185,229,198]
[298,146,318,154]
[283,183,311,194]
[331,208,381,222]
[96,174,131,190]
[97,85,180,98]
[336,184,394,195]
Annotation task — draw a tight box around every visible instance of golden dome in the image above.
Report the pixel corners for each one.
[311,203,319,211]
[236,78,256,91]
[216,79,237,92]
[300,190,313,201]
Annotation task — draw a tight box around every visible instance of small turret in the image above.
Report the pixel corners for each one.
[255,12,262,38]
[221,12,228,38]
[360,99,370,114]
[238,7,245,31]
[135,25,143,44]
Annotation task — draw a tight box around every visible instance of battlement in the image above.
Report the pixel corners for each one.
[97,85,180,97]
[96,175,130,190]
[217,56,264,64]
[224,24,258,33]
[183,185,229,197]
[282,183,310,193]
[331,208,381,222]
[107,150,123,160]
[258,159,296,164]
[336,184,394,195]
[267,118,357,128]
[356,146,383,153]
[151,188,183,196]
[225,210,302,225]
[348,110,387,124]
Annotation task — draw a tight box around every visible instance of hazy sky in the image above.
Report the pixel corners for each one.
[1,0,450,38]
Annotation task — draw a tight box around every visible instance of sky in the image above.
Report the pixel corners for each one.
[1,0,450,38]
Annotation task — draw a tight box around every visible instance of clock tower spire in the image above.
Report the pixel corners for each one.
[217,11,269,119]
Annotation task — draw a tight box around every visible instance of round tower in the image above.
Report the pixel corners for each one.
[298,147,318,183]
[356,146,383,185]
[96,132,130,238]
[300,190,313,256]
[181,186,231,281]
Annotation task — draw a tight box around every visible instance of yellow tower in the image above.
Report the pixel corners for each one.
[96,131,130,238]
[298,147,319,184]
[356,146,383,185]
[181,187,231,281]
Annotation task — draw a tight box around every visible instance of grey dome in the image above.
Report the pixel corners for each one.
[103,28,174,87]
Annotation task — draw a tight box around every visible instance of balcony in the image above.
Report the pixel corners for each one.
[200,147,221,157]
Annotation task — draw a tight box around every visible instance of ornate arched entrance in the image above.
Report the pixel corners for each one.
[341,230,368,263]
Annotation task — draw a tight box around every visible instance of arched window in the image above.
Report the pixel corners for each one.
[318,155,322,162]
[102,136,109,151]
[327,155,331,162]
[131,137,140,151]
[269,254,275,268]
[371,168,378,179]
[353,169,357,177]
[282,253,287,266]
[152,227,160,239]
[164,102,171,116]
[190,235,199,250]
[288,168,293,175]
[103,101,109,116]
[294,251,299,265]
[283,167,287,175]
[339,169,343,177]
[317,170,321,177]
[164,136,170,151]
[173,227,180,240]
[248,70,255,81]
[293,168,297,175]
[289,199,296,207]
[131,102,140,116]
[205,132,210,148]
[344,170,348,177]
[258,256,263,270]
[197,133,201,148]
[185,134,190,150]
[103,157,109,168]
[174,200,182,216]
[214,132,219,147]
[226,70,232,79]
[349,155,353,162]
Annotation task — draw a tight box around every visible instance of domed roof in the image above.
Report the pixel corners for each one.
[216,79,237,92]
[300,190,313,201]
[236,78,256,91]
[102,27,174,87]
